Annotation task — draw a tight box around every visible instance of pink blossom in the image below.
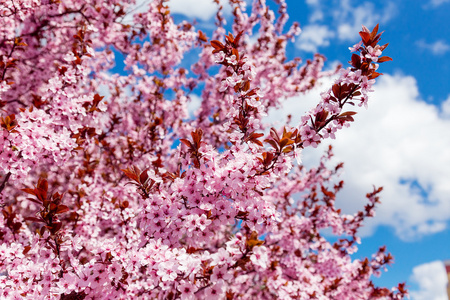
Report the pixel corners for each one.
[226,72,243,87]
[365,45,383,62]
[226,54,238,65]
[177,281,197,300]
[214,51,226,63]
[0,2,402,299]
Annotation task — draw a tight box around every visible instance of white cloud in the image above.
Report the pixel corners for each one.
[441,95,450,118]
[409,261,448,300]
[265,73,450,240]
[167,0,223,21]
[427,0,450,8]
[305,0,324,22]
[127,0,229,23]
[187,94,202,119]
[296,25,334,53]
[303,1,396,44]
[123,0,152,24]
[334,1,396,41]
[417,40,450,55]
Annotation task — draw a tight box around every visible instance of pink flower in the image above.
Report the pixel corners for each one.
[349,41,363,52]
[204,280,225,299]
[365,45,382,62]
[226,54,238,65]
[219,80,229,92]
[211,265,232,282]
[157,261,178,282]
[214,51,225,63]
[108,261,122,281]
[226,72,243,87]
[195,214,211,231]
[177,281,197,300]
[250,246,269,269]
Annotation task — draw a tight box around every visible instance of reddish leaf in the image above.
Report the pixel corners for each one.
[265,139,279,151]
[179,139,192,148]
[282,146,293,153]
[279,137,293,149]
[55,205,69,214]
[210,40,224,53]
[339,111,357,117]
[25,217,45,223]
[231,48,239,61]
[377,56,393,63]
[40,226,46,236]
[23,246,31,255]
[332,83,341,99]
[269,128,280,142]
[379,43,389,51]
[321,186,335,198]
[51,222,63,234]
[22,188,38,197]
[370,24,379,40]
[191,128,203,146]
[37,178,48,191]
[233,30,244,47]
[351,54,361,68]
[359,31,371,45]
[12,222,22,232]
[225,32,234,44]
[122,168,138,182]
[198,30,208,42]
[139,168,149,184]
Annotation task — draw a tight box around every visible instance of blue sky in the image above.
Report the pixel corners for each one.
[131,1,450,298]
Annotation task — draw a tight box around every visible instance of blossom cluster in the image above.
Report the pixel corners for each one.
[0,0,406,299]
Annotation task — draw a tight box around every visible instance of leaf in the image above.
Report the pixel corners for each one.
[198,30,208,42]
[339,111,357,117]
[332,83,341,99]
[179,139,192,148]
[55,205,70,214]
[51,222,63,234]
[337,111,357,122]
[26,197,42,205]
[23,246,31,255]
[247,132,264,146]
[225,32,235,45]
[279,137,293,149]
[191,128,203,146]
[233,30,244,47]
[368,71,382,79]
[37,178,48,193]
[269,128,280,142]
[377,56,393,63]
[379,43,389,51]
[40,226,46,236]
[210,40,224,50]
[231,48,239,61]
[265,139,279,151]
[9,222,19,232]
[22,188,38,197]
[321,186,335,198]
[359,31,371,45]
[370,24,379,40]
[350,54,361,68]
[25,217,44,223]
[282,146,292,153]
[139,168,149,184]
[121,168,139,182]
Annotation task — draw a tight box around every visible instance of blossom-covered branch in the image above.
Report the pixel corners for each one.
[0,0,405,299]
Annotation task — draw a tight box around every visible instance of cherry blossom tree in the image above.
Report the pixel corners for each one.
[0,0,407,299]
